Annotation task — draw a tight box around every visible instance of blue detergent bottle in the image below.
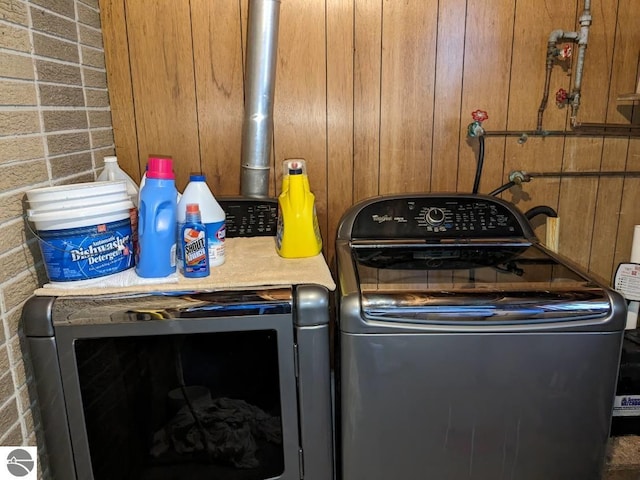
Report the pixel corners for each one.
[136,156,178,278]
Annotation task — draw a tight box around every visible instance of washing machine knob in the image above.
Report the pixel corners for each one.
[426,208,445,226]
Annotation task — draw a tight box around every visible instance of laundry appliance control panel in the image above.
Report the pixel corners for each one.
[349,195,529,240]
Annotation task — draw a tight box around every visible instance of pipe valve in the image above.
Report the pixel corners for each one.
[555,88,571,107]
[508,170,531,185]
[468,110,489,137]
[559,44,573,59]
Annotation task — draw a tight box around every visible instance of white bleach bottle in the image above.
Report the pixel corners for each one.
[98,155,140,255]
[98,156,139,207]
[177,173,226,269]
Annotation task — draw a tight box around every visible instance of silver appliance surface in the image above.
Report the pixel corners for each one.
[23,286,333,480]
[335,193,626,480]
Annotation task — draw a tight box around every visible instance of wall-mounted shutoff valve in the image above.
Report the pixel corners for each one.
[555,88,572,107]
[468,110,489,194]
[558,44,573,60]
[468,109,489,138]
[537,1,592,130]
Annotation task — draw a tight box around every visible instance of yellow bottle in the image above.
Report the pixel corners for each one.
[276,159,323,258]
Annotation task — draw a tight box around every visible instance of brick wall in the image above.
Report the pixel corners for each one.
[0,0,114,477]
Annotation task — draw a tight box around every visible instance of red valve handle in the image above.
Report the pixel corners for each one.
[560,44,573,59]
[471,110,489,122]
[555,88,569,105]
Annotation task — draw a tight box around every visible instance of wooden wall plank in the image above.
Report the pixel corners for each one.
[99,0,640,282]
[615,135,640,268]
[502,0,572,239]
[124,0,201,191]
[378,2,437,195]
[616,173,640,269]
[611,0,640,272]
[502,138,562,241]
[274,0,328,242]
[353,0,382,202]
[577,0,617,123]
[557,137,602,267]
[191,0,245,196]
[508,0,575,132]
[431,0,466,193]
[457,0,515,194]
[590,172,626,280]
[326,0,354,265]
[597,0,639,127]
[98,0,140,180]
[587,0,632,280]
[240,0,249,63]
[556,0,616,270]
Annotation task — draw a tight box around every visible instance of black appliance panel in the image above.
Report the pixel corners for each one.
[350,196,528,239]
[219,198,278,237]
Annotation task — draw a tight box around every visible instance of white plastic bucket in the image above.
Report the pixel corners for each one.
[27,191,131,213]
[26,181,127,203]
[27,184,136,282]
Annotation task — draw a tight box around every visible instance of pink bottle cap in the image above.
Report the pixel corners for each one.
[147,157,174,179]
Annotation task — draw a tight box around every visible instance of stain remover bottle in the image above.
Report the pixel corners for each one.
[181,203,210,278]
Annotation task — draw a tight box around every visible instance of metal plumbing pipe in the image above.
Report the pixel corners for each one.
[537,42,557,132]
[240,0,281,198]
[570,3,592,124]
[536,31,578,132]
[536,0,591,131]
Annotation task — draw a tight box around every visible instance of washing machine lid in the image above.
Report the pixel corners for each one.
[351,242,612,324]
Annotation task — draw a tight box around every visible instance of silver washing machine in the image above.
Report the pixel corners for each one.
[335,193,626,480]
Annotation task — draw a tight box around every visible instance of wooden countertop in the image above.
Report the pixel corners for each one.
[605,436,640,479]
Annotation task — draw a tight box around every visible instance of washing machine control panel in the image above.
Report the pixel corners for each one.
[350,195,528,239]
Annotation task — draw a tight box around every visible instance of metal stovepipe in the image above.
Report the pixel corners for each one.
[240,0,281,198]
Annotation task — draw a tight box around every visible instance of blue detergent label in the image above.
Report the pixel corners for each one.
[38,218,134,282]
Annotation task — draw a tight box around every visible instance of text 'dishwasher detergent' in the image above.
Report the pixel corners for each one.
[38,218,134,282]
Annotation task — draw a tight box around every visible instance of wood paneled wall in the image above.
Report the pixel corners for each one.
[99,0,640,284]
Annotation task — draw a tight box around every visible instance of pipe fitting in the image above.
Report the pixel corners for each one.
[468,110,488,137]
[508,170,531,185]
[467,121,485,138]
[548,29,579,45]
[579,11,592,31]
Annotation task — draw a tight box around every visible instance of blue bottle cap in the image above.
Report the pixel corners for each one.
[189,173,206,182]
